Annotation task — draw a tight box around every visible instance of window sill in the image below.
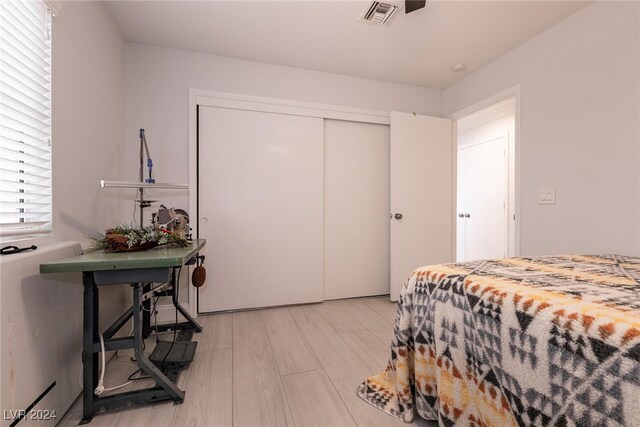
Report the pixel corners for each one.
[0,232,52,248]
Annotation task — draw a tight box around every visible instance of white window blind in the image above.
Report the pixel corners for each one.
[0,0,52,238]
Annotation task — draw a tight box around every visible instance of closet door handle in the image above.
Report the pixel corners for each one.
[464,213,471,218]
[458,213,464,218]
[394,213,403,220]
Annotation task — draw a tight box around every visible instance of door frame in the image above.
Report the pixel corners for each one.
[457,134,509,261]
[448,84,521,258]
[187,89,391,315]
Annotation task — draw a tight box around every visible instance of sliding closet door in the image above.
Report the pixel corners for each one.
[324,119,390,300]
[197,106,324,312]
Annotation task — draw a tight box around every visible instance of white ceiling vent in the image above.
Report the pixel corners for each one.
[360,1,400,26]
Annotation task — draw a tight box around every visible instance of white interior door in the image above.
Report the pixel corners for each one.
[197,106,324,312]
[390,112,452,301]
[457,136,508,261]
[324,119,389,300]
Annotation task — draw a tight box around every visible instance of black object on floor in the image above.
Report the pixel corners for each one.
[150,340,197,368]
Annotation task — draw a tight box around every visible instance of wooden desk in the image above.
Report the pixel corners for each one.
[40,239,205,424]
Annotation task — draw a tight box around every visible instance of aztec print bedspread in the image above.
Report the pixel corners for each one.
[357,255,640,426]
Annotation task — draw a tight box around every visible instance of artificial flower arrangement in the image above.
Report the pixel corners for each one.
[88,224,189,253]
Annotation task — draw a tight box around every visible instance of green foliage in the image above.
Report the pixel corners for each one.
[88,224,188,252]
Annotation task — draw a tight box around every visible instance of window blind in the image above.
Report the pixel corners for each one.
[0,0,52,238]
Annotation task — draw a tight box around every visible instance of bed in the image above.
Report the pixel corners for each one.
[357,255,640,426]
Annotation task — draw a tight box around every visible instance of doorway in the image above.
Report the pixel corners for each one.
[456,97,516,262]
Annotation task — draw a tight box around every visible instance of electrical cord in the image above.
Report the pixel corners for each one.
[79,332,138,389]
[94,333,134,395]
[93,282,162,394]
[160,266,181,370]
[78,334,135,392]
[127,368,150,382]
[153,294,162,344]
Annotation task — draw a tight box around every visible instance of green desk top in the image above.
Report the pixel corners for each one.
[40,239,206,274]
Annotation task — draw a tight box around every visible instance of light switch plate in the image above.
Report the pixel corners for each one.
[538,188,556,204]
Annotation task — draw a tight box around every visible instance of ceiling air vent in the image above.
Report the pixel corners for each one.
[361,1,399,26]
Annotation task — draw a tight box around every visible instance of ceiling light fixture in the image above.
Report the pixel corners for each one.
[452,63,466,72]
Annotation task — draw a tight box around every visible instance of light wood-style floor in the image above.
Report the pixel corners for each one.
[59,296,437,427]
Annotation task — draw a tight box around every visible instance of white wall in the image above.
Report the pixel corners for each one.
[52,0,129,326]
[52,1,127,246]
[444,1,640,256]
[123,42,443,204]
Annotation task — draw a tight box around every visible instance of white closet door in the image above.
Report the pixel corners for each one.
[197,106,324,312]
[390,112,452,301]
[324,119,390,300]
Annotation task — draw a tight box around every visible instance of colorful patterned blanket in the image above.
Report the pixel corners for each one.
[357,255,640,426]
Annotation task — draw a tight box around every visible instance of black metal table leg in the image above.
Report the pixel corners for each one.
[80,272,98,425]
[142,282,152,338]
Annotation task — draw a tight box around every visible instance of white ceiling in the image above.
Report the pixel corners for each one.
[104,0,591,89]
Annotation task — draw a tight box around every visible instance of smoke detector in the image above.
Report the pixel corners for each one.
[360,1,400,26]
